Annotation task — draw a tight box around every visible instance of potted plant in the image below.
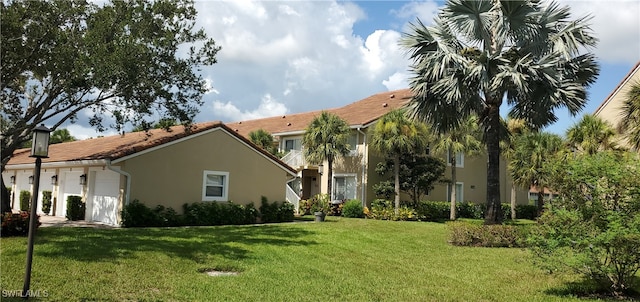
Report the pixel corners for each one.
[310,194,330,222]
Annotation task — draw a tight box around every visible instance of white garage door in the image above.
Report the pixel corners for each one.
[90,170,120,225]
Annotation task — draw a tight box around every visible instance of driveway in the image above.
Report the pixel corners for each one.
[39,215,119,229]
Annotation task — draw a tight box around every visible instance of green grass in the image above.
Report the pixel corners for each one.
[0,217,614,301]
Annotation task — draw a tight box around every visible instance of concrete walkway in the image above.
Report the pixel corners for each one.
[39,215,119,229]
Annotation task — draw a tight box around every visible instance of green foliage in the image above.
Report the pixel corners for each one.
[617,81,640,150]
[341,200,364,218]
[566,114,619,155]
[19,190,31,211]
[41,190,52,215]
[49,129,76,144]
[448,221,529,248]
[374,151,446,203]
[66,195,85,221]
[1,211,40,237]
[259,196,294,223]
[304,194,330,214]
[248,129,277,155]
[529,151,640,296]
[364,199,417,221]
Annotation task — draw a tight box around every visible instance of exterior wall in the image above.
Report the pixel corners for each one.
[120,128,292,212]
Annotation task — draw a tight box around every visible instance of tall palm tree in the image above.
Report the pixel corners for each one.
[509,131,564,215]
[400,0,599,224]
[302,112,351,201]
[249,129,276,155]
[430,115,482,220]
[371,109,430,214]
[566,114,618,155]
[501,118,529,220]
[619,82,640,150]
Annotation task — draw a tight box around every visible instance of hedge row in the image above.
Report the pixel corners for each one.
[365,199,538,221]
[120,197,294,228]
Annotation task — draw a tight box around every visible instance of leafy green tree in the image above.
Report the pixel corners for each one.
[430,115,482,220]
[249,129,276,155]
[400,0,599,224]
[49,129,76,144]
[566,114,619,155]
[530,151,640,296]
[374,150,447,204]
[619,82,640,150]
[302,112,351,201]
[508,132,564,215]
[131,118,179,132]
[371,109,430,213]
[0,0,219,213]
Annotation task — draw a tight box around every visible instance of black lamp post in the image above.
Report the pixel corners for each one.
[22,124,51,299]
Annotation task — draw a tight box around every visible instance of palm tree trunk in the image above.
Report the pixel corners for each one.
[484,102,502,225]
[537,187,544,216]
[327,157,333,201]
[394,155,400,215]
[450,156,457,220]
[510,185,516,220]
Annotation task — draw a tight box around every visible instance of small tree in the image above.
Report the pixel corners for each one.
[529,151,640,297]
[374,150,446,204]
[19,190,31,211]
[249,129,276,155]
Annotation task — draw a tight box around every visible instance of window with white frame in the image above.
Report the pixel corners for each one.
[283,138,302,152]
[202,171,229,201]
[446,182,464,203]
[333,175,357,200]
[447,150,464,167]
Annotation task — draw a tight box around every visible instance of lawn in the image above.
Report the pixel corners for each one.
[0,217,609,301]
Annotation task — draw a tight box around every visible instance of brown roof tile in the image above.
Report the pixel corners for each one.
[227,88,411,137]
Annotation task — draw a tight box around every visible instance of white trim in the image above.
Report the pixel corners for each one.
[202,170,229,202]
[594,63,640,116]
[332,173,357,201]
[7,159,109,170]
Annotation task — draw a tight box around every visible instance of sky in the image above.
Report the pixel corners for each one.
[67,0,640,139]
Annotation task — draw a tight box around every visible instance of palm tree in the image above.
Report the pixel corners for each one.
[508,131,564,215]
[430,115,482,220]
[49,129,76,144]
[400,0,599,224]
[249,129,276,155]
[371,109,430,214]
[566,114,618,155]
[501,118,530,220]
[619,82,640,150]
[302,112,351,201]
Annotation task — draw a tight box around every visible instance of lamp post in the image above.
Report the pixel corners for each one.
[22,124,51,299]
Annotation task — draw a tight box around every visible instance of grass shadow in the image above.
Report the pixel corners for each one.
[544,277,640,301]
[34,223,317,263]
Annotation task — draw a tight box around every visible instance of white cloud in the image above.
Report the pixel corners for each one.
[560,0,640,64]
[383,72,409,91]
[394,0,441,25]
[212,94,289,122]
[203,78,219,95]
[66,124,117,140]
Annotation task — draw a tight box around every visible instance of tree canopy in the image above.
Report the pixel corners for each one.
[400,0,599,224]
[1,0,220,213]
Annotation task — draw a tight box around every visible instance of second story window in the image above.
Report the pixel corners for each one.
[283,138,302,152]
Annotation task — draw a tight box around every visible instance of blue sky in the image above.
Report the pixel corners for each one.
[67,0,640,139]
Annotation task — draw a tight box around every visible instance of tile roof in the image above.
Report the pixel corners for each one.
[7,122,297,174]
[226,88,412,137]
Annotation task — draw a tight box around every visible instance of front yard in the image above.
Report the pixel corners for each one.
[0,218,615,301]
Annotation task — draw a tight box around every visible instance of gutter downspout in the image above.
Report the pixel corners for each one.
[106,160,131,206]
[357,127,367,207]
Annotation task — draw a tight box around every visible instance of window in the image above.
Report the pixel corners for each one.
[446,182,464,203]
[283,138,301,152]
[447,150,464,167]
[202,171,229,201]
[333,175,357,200]
[347,133,358,156]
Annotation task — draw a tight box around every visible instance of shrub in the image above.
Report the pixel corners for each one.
[122,200,167,227]
[1,211,40,237]
[514,204,537,220]
[259,197,294,223]
[277,202,294,222]
[448,221,528,248]
[66,195,85,221]
[41,190,52,215]
[341,200,364,218]
[529,151,640,296]
[298,199,312,215]
[413,201,449,221]
[365,199,417,221]
[19,190,31,211]
[303,194,330,214]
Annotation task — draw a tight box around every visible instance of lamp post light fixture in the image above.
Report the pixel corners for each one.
[51,175,58,186]
[10,175,16,185]
[22,124,51,299]
[318,164,324,175]
[79,174,87,186]
[28,175,34,184]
